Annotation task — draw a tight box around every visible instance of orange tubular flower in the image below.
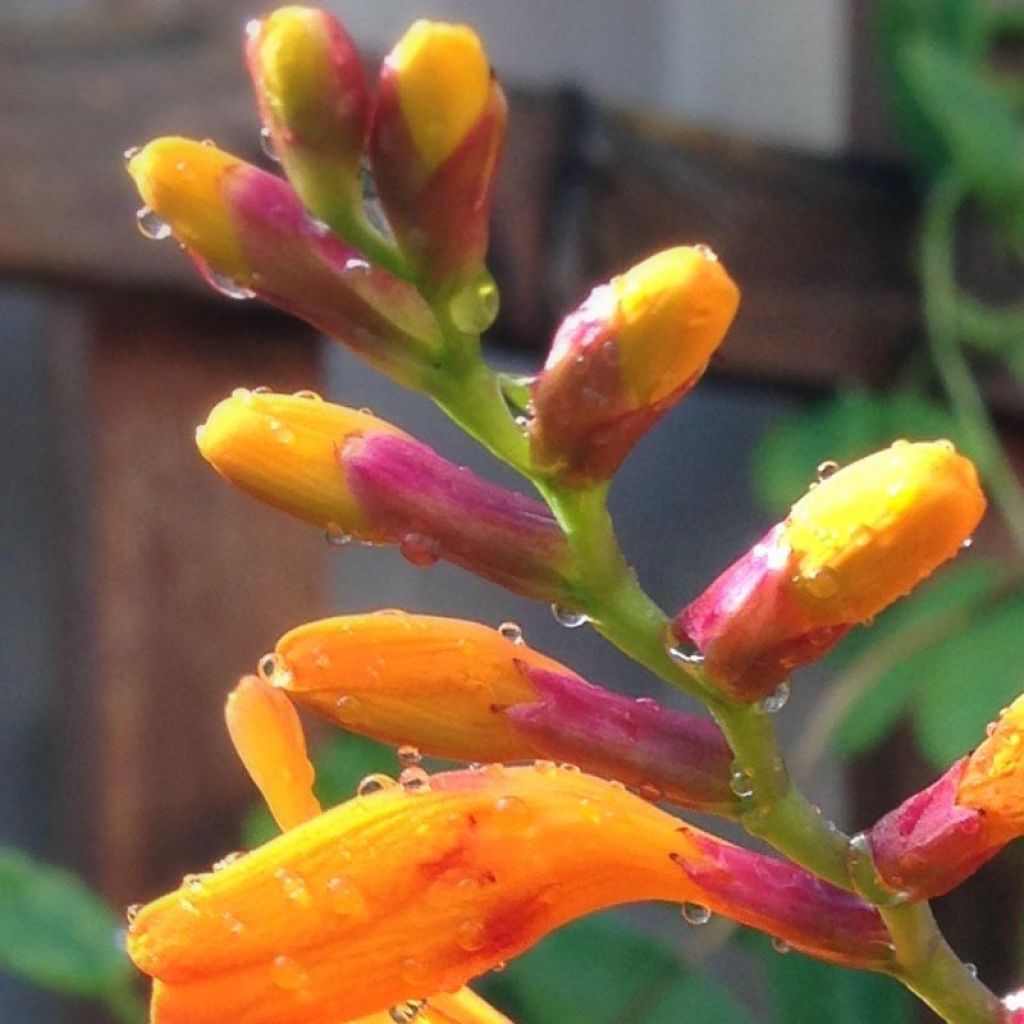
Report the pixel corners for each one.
[127,764,890,1024]
[674,440,986,701]
[530,246,740,483]
[370,21,506,298]
[869,693,1024,900]
[270,611,739,815]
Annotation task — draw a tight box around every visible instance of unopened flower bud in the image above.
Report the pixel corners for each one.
[341,432,576,603]
[127,138,442,387]
[530,246,739,483]
[370,21,506,296]
[195,390,408,541]
[246,7,370,239]
[674,440,986,701]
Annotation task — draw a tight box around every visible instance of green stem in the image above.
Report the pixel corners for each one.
[881,902,1006,1024]
[922,174,1024,553]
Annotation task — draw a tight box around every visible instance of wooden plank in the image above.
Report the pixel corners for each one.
[74,294,326,904]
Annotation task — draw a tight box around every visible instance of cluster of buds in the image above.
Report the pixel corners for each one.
[121,5,1024,1023]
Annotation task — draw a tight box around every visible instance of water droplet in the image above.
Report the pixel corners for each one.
[358,773,397,796]
[182,873,206,892]
[551,605,587,628]
[400,765,430,792]
[449,273,500,334]
[399,533,441,568]
[456,919,487,951]
[681,902,712,926]
[801,567,839,600]
[268,418,295,444]
[126,903,141,925]
[772,937,791,954]
[245,18,262,40]
[730,769,754,798]
[258,652,285,685]
[343,257,372,276]
[326,876,365,916]
[271,955,308,991]
[259,126,280,162]
[816,459,840,482]
[360,162,396,240]
[667,641,705,667]
[334,695,362,724]
[966,962,978,978]
[390,1001,426,1023]
[325,522,353,547]
[222,912,245,935]
[136,206,172,241]
[123,145,142,164]
[204,266,256,300]
[493,795,530,824]
[634,696,661,711]
[292,389,322,402]
[638,782,663,802]
[398,745,422,767]
[213,851,244,872]
[961,536,974,550]
[498,621,524,645]
[275,868,312,908]
[759,681,791,714]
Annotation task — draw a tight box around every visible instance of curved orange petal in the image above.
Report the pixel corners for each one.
[129,765,889,1024]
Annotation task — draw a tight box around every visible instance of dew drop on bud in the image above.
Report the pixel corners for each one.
[136,206,172,241]
[325,522,353,547]
[259,126,280,163]
[961,536,973,550]
[203,265,255,300]
[816,459,840,482]
[694,243,718,263]
[343,257,372,276]
[449,273,500,334]
[399,533,441,568]
[498,621,524,645]
[759,681,791,714]
[772,937,791,954]
[123,145,142,165]
[551,604,587,628]
[667,640,705,667]
[126,903,141,925]
[399,765,430,792]
[681,902,712,926]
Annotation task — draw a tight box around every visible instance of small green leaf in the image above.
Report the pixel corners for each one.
[912,591,1024,767]
[832,560,1003,756]
[761,937,913,1024]
[479,912,754,1024]
[752,391,962,516]
[0,846,134,1000]
[900,38,1024,236]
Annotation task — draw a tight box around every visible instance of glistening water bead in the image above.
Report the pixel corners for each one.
[551,605,587,628]
[136,206,172,241]
[448,275,500,334]
[759,681,791,714]
[259,126,280,162]
[498,621,524,645]
[681,902,712,926]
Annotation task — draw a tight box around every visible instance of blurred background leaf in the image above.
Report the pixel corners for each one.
[0,846,142,1021]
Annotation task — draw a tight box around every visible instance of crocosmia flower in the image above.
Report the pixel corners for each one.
[530,246,740,482]
[127,763,890,1024]
[674,440,985,701]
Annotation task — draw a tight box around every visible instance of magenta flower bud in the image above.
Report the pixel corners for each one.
[128,139,442,389]
[506,666,738,816]
[676,829,893,970]
[341,433,576,603]
[866,761,1000,901]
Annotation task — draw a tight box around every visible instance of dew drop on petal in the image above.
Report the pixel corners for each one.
[449,274,500,334]
[325,522,353,547]
[357,773,397,797]
[730,769,754,799]
[390,1000,427,1023]
[398,744,422,767]
[681,902,712,926]
[772,937,791,954]
[816,459,840,482]
[271,955,308,991]
[126,903,141,925]
[399,533,441,568]
[456,920,487,952]
[399,766,431,792]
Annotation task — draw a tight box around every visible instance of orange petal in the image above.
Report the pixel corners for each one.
[957,692,1024,832]
[270,611,562,761]
[129,765,889,1024]
[195,390,407,539]
[225,675,321,832]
